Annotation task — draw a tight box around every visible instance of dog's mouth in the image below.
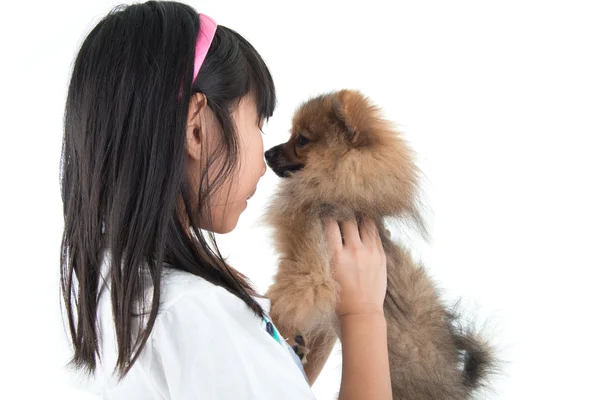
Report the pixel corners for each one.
[268,162,305,178]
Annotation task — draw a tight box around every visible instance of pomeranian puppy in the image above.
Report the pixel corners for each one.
[262,90,495,399]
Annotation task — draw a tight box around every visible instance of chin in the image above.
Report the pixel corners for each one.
[214,221,237,234]
[200,216,238,235]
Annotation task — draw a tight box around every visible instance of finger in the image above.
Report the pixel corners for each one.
[323,218,343,252]
[372,222,386,253]
[340,219,361,247]
[358,218,377,245]
[375,227,385,254]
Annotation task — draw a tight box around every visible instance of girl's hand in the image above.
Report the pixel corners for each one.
[324,217,387,318]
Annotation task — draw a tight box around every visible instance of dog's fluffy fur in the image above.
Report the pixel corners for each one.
[262,90,495,399]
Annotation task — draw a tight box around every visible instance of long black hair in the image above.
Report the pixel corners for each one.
[60,1,276,379]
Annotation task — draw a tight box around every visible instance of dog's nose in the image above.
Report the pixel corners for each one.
[264,148,275,161]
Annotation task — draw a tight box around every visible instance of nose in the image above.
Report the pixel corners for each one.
[264,148,275,162]
[261,160,267,177]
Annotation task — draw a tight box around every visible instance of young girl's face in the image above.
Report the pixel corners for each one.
[186,94,267,234]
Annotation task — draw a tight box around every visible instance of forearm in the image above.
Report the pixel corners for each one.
[338,312,392,400]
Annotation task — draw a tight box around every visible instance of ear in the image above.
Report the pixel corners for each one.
[186,92,207,161]
[330,90,369,146]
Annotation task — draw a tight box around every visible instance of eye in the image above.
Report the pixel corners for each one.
[297,134,310,147]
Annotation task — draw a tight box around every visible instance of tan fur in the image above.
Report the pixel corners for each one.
[262,90,494,399]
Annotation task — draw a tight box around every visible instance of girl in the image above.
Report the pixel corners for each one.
[60,1,392,398]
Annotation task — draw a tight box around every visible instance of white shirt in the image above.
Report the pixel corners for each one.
[78,250,316,399]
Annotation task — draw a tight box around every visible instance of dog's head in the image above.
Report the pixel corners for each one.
[264,90,387,178]
[265,90,422,220]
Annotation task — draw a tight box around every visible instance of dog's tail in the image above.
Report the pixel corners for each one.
[447,308,497,394]
[455,329,496,392]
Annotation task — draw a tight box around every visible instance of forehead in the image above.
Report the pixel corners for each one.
[293,97,331,131]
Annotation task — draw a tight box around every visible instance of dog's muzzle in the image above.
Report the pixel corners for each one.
[264,145,304,178]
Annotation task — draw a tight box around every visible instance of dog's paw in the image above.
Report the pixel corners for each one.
[291,333,310,365]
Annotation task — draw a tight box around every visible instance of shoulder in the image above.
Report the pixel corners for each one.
[95,252,315,399]
[146,270,316,399]
[157,267,226,313]
[156,267,264,318]
[152,267,267,344]
[99,246,264,320]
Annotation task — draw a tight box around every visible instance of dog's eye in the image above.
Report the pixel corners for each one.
[297,134,310,147]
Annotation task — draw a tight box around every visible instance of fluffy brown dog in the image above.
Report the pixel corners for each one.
[262,90,495,399]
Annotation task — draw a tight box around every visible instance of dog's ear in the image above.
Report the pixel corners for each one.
[330,90,370,146]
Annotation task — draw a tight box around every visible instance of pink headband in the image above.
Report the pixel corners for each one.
[179,13,217,98]
[193,14,217,82]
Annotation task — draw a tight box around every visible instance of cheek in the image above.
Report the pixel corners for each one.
[245,131,266,175]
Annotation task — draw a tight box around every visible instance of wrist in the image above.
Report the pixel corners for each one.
[337,303,385,319]
[339,311,388,348]
[339,308,387,335]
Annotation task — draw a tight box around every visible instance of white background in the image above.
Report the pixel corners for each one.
[1,0,599,398]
